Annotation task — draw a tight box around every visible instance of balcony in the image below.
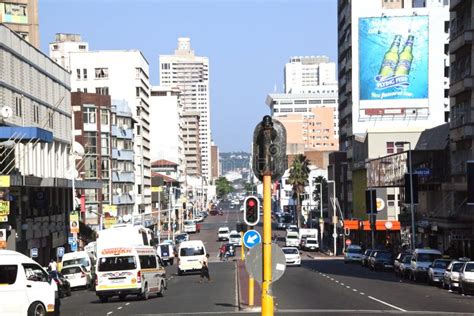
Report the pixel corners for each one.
[450,30,473,54]
[112,126,133,139]
[112,171,135,183]
[112,148,134,161]
[113,193,135,205]
[450,77,474,96]
[450,124,474,141]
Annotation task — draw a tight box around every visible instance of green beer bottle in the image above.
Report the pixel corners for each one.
[379,35,402,78]
[395,35,414,76]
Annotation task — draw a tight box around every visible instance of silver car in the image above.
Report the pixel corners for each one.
[344,245,363,264]
[428,259,451,285]
[443,261,465,291]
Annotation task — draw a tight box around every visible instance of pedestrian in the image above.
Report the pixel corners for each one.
[199,254,211,283]
[48,259,57,272]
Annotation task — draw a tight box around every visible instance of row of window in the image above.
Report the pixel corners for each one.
[76,87,109,95]
[14,97,54,128]
[76,68,109,80]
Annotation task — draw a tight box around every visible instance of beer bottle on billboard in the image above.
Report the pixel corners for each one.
[379,35,402,78]
[395,35,414,76]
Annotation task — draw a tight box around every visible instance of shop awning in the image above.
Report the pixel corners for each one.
[0,126,53,143]
[344,219,401,231]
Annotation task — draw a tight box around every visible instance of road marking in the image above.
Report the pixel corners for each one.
[335,280,339,283]
[125,303,130,306]
[352,289,357,292]
[346,286,350,289]
[368,295,407,312]
[107,312,113,315]
[340,283,345,286]
[330,278,334,281]
[360,292,365,295]
[117,307,122,310]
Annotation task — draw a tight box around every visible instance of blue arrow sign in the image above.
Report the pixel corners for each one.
[243,230,262,248]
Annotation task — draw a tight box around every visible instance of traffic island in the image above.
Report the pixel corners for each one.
[236,259,261,312]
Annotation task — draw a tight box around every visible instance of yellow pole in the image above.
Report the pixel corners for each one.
[261,175,274,315]
[241,232,245,261]
[249,277,254,306]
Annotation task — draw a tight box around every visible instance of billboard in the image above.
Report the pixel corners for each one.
[359,16,429,102]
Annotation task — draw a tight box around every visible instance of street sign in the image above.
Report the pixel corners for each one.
[244,243,286,285]
[414,167,431,177]
[68,236,74,244]
[345,239,352,246]
[30,248,38,258]
[56,247,65,258]
[243,230,261,248]
[70,241,77,252]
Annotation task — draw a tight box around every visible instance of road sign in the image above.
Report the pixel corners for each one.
[345,239,352,246]
[70,241,77,252]
[243,230,261,248]
[68,236,74,244]
[244,243,286,285]
[56,247,65,258]
[415,167,431,177]
[30,248,38,258]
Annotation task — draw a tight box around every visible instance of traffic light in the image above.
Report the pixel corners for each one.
[244,196,260,226]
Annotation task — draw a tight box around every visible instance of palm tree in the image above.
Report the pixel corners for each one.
[287,154,310,228]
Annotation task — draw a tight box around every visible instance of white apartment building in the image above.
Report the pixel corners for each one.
[284,56,337,94]
[49,33,88,72]
[49,36,153,214]
[150,86,185,180]
[159,38,211,181]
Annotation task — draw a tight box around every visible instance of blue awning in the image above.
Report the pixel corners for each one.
[0,127,53,143]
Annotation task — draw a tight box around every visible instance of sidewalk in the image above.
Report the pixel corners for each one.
[236,259,261,312]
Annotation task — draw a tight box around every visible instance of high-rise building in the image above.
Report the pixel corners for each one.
[150,86,185,180]
[159,38,211,181]
[284,56,337,93]
[337,0,450,216]
[49,33,88,71]
[210,142,220,181]
[0,0,39,48]
[182,111,201,177]
[49,35,152,214]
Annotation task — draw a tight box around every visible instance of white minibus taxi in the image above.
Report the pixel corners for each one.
[61,250,95,273]
[95,246,166,302]
[0,250,59,316]
[177,240,206,275]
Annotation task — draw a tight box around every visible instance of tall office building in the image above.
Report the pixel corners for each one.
[0,0,39,48]
[159,38,211,181]
[49,35,152,214]
[284,56,337,93]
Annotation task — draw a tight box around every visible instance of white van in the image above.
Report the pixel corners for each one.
[96,246,167,302]
[183,220,197,233]
[177,240,206,276]
[0,250,59,316]
[61,250,95,273]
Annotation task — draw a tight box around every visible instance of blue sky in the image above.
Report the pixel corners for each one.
[39,0,337,152]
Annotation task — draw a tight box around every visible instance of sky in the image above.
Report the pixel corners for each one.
[39,0,337,153]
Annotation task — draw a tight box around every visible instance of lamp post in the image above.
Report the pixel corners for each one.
[315,182,324,248]
[327,180,336,256]
[396,141,415,250]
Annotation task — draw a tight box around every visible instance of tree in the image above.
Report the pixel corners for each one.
[215,177,234,198]
[312,175,328,205]
[287,154,310,228]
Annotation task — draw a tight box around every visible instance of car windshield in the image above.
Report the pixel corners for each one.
[62,266,83,274]
[403,256,412,263]
[176,234,187,241]
[219,229,229,233]
[417,253,442,262]
[184,221,195,225]
[180,246,205,256]
[452,262,464,272]
[433,260,450,268]
[63,258,89,268]
[306,240,317,244]
[376,252,392,259]
[465,263,474,272]
[287,235,298,239]
[347,248,362,254]
[230,234,240,238]
[98,256,137,272]
[283,248,299,254]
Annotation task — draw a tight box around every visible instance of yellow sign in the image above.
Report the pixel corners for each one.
[104,217,117,229]
[151,186,163,193]
[0,201,10,216]
[70,212,79,233]
[0,176,10,188]
[0,215,7,222]
[0,228,6,249]
[103,205,117,217]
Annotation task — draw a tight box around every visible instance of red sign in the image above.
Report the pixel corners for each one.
[80,194,85,213]
[345,239,352,246]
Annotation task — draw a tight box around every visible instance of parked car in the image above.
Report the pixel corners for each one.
[399,254,413,279]
[282,247,301,266]
[410,248,442,282]
[443,260,466,291]
[370,250,394,271]
[367,250,378,269]
[459,261,474,295]
[344,245,363,264]
[427,259,451,285]
[394,252,411,275]
[175,233,189,245]
[362,249,374,267]
[61,264,92,289]
[49,271,71,298]
[218,227,230,241]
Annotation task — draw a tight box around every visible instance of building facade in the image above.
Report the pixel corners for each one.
[0,0,39,48]
[182,111,201,177]
[49,36,152,214]
[210,142,220,181]
[284,56,337,93]
[159,38,211,181]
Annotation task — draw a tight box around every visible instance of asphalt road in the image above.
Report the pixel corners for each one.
[59,200,474,315]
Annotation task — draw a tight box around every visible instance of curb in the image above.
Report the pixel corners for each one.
[236,260,242,311]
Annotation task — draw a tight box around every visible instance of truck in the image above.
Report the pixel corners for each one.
[298,228,319,250]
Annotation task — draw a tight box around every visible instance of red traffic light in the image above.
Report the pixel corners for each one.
[247,200,255,207]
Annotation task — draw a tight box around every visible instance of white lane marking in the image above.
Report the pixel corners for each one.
[107,312,113,315]
[330,278,334,281]
[360,292,365,295]
[335,280,339,283]
[352,289,357,292]
[125,303,130,306]
[346,286,351,289]
[340,283,345,286]
[368,295,407,312]
[117,307,122,310]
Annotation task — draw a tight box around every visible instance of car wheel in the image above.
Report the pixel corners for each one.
[67,287,72,297]
[158,281,165,297]
[59,289,65,299]
[28,302,46,316]
[141,284,149,300]
[177,269,183,276]
[99,296,108,303]
[458,284,463,295]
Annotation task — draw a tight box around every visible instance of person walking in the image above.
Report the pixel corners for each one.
[199,254,211,283]
[48,259,57,272]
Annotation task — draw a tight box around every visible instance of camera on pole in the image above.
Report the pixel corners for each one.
[244,196,260,226]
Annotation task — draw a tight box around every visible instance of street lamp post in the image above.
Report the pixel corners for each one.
[396,141,415,250]
[316,182,324,248]
[327,180,336,256]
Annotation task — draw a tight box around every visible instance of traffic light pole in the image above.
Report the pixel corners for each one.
[262,174,273,315]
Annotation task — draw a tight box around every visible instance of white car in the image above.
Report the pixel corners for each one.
[229,231,242,246]
[0,250,59,316]
[61,264,92,289]
[282,247,301,266]
[285,232,299,247]
[344,245,363,263]
[459,261,474,295]
[218,227,230,241]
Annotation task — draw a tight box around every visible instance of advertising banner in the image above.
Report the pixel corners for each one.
[70,212,79,234]
[359,16,429,103]
[0,228,6,249]
[103,205,117,217]
[104,217,117,229]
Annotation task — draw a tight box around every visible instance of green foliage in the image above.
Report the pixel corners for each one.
[312,175,328,203]
[287,154,311,227]
[215,177,234,198]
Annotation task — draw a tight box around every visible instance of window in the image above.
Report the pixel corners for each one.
[84,132,97,154]
[84,88,87,93]
[79,45,87,50]
[100,109,109,125]
[22,264,48,283]
[0,265,18,284]
[98,256,137,272]
[84,157,97,178]
[95,87,109,95]
[76,69,81,80]
[101,158,110,179]
[52,45,58,50]
[386,142,394,154]
[15,97,22,117]
[101,133,110,155]
[95,68,109,79]
[83,107,96,124]
[4,4,27,18]
[139,255,157,269]
[102,183,110,202]
[83,69,88,79]
[48,111,54,128]
[33,104,40,123]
